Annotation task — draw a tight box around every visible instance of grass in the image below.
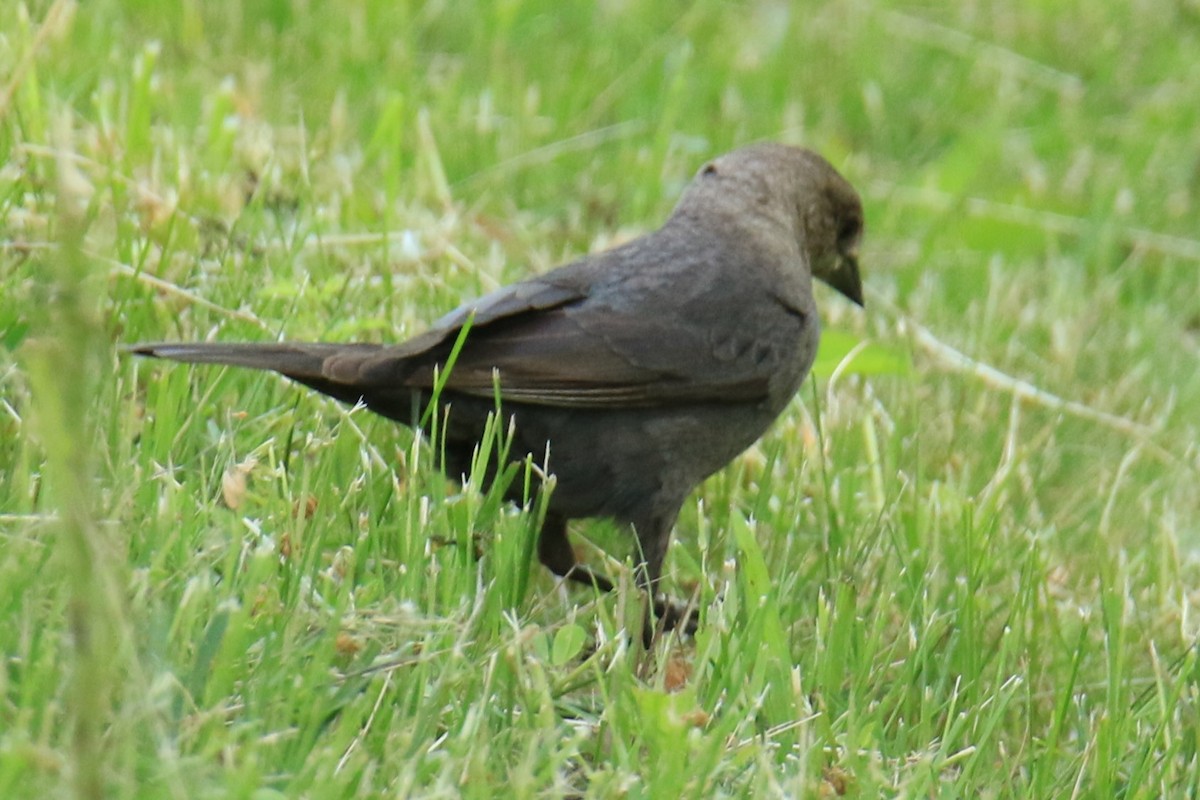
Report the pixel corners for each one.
[3,0,1200,796]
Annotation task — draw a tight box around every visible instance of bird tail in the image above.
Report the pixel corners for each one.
[126,341,384,380]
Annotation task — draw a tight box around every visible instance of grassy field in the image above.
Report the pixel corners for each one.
[3,0,1200,796]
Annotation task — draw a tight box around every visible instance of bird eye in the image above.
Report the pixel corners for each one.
[837,215,862,250]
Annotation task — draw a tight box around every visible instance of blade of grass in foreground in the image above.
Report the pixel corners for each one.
[23,155,131,797]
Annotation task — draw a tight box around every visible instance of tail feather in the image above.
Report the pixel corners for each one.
[127,342,384,380]
[127,341,429,423]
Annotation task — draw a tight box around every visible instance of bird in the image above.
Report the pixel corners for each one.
[131,142,864,643]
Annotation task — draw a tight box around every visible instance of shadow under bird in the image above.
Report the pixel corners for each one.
[131,143,865,643]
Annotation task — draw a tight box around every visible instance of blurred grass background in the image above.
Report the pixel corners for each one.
[2,0,1199,796]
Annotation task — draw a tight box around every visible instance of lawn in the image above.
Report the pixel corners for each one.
[3,0,1199,796]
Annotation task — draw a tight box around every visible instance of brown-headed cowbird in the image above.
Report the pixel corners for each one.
[132,143,864,642]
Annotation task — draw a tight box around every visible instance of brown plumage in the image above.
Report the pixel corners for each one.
[132,143,865,643]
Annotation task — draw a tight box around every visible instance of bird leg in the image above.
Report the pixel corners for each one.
[538,511,699,646]
[632,510,700,647]
[537,512,616,593]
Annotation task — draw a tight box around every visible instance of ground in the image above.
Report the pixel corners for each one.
[2,0,1199,796]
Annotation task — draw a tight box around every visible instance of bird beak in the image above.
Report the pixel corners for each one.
[826,253,864,307]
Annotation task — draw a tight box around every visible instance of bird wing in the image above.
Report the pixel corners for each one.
[412,306,765,408]
[335,270,810,409]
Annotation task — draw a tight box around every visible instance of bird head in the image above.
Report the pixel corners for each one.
[688,143,865,307]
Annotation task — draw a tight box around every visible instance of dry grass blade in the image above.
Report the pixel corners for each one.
[902,316,1178,465]
[0,0,76,123]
